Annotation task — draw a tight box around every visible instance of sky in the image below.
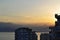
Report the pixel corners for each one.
[0,0,60,26]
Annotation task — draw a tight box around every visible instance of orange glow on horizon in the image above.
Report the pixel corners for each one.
[0,16,55,26]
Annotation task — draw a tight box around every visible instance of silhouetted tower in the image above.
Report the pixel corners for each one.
[49,14,60,40]
[54,14,60,40]
[55,14,60,21]
[15,28,37,40]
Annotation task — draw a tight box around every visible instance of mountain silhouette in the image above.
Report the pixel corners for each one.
[0,22,49,32]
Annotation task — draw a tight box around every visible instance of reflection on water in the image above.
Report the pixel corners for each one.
[36,32,41,40]
[36,32,49,40]
[0,32,48,40]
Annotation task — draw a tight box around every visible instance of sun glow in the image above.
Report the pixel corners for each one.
[50,6,60,22]
[52,7,60,15]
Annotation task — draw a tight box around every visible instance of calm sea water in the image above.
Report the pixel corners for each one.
[0,32,48,40]
[0,32,40,40]
[0,32,15,40]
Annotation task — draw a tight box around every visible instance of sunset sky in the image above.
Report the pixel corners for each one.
[0,0,60,26]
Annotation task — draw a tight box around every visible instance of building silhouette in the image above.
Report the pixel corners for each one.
[40,33,49,40]
[49,27,55,40]
[15,28,37,40]
[49,14,60,40]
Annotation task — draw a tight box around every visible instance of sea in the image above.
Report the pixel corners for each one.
[0,32,48,40]
[0,32,15,40]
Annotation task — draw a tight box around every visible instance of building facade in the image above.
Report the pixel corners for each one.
[40,33,49,40]
[49,14,60,40]
[15,28,37,40]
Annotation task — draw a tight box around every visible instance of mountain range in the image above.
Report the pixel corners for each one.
[0,22,50,32]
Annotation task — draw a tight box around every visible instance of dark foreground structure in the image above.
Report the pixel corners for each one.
[40,33,49,40]
[49,14,60,40]
[15,28,37,40]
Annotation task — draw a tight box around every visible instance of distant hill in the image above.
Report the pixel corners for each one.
[0,22,50,32]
